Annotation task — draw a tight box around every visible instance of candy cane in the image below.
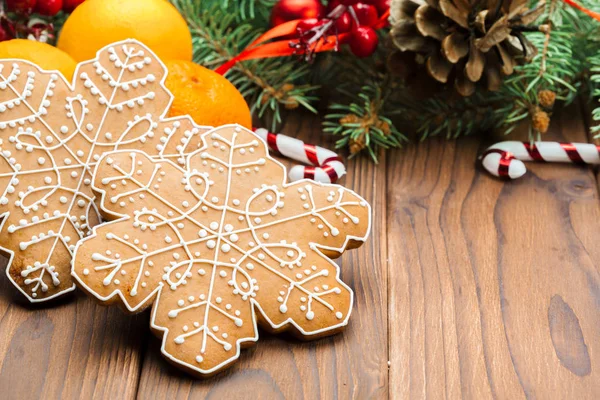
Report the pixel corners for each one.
[254,128,346,183]
[480,141,600,179]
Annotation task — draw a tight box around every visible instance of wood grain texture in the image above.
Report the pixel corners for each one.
[1,104,599,399]
[387,103,600,399]
[135,113,389,399]
[0,256,147,400]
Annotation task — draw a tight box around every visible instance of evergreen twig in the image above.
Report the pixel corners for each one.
[167,1,599,156]
[396,0,599,143]
[324,82,407,162]
[590,53,600,134]
[170,0,319,131]
[323,46,408,162]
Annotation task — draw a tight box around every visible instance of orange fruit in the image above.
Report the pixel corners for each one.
[164,60,252,129]
[0,39,77,80]
[57,0,192,62]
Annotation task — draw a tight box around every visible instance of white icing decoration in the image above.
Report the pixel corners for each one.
[72,124,371,376]
[0,40,211,302]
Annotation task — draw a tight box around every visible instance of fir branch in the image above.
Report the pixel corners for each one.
[409,0,599,141]
[170,0,319,131]
[167,0,598,158]
[321,44,408,161]
[590,53,600,134]
[411,93,508,140]
[324,81,407,162]
[538,0,558,77]
[200,0,277,23]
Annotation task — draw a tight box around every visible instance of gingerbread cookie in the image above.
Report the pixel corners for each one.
[72,125,371,377]
[0,39,210,302]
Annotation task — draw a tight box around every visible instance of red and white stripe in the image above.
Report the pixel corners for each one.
[481,141,600,179]
[254,128,346,183]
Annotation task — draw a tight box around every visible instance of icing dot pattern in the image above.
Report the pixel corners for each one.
[72,125,371,376]
[0,40,210,302]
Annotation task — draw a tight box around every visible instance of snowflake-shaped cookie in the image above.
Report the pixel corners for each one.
[0,40,210,302]
[72,125,371,376]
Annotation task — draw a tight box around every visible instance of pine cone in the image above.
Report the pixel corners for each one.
[538,89,556,109]
[531,107,550,133]
[349,135,367,154]
[389,0,546,96]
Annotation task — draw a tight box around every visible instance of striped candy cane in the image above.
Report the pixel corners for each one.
[480,141,600,179]
[254,128,346,183]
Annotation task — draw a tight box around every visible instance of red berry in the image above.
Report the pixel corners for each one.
[370,0,391,14]
[34,0,63,16]
[349,26,378,57]
[62,0,85,13]
[297,18,322,32]
[296,17,325,38]
[271,0,325,27]
[326,0,341,12]
[335,11,353,33]
[6,0,37,14]
[328,0,361,12]
[352,3,379,26]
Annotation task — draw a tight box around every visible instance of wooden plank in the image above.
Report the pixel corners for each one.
[0,257,147,400]
[387,103,600,399]
[135,113,389,399]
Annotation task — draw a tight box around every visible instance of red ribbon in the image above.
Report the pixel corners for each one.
[523,142,586,163]
[215,10,390,75]
[482,149,515,178]
[304,144,320,166]
[560,142,585,163]
[322,164,340,182]
[266,131,279,153]
[522,142,544,161]
[562,0,600,21]
[303,166,315,180]
[214,2,597,75]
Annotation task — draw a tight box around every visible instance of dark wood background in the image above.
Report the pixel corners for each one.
[0,103,598,399]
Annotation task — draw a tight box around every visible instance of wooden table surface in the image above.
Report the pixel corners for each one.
[0,103,599,400]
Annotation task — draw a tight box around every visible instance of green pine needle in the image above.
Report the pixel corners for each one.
[165,0,600,156]
[325,83,407,163]
[170,0,319,132]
